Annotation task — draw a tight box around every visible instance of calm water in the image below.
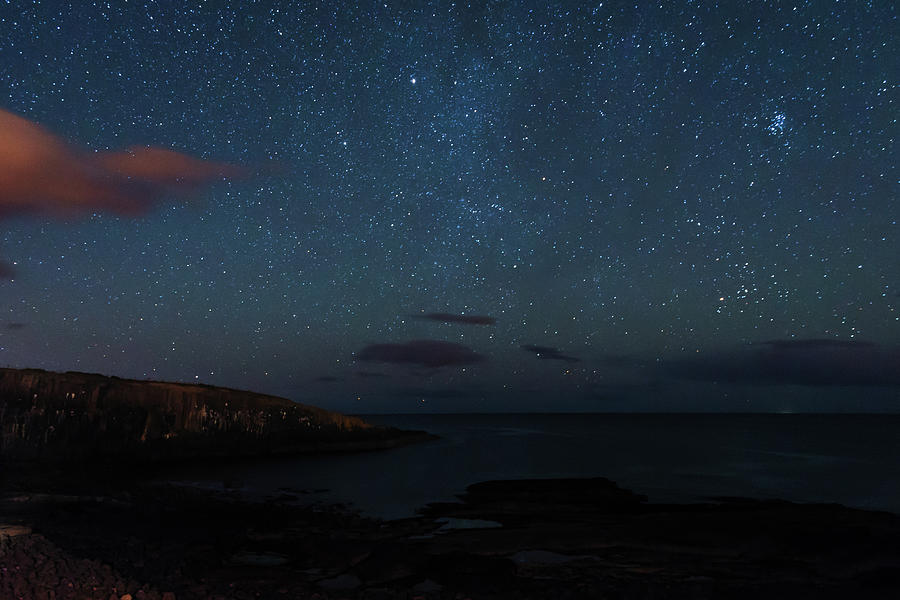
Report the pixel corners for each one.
[160,413,900,519]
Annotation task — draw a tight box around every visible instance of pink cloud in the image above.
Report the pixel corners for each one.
[0,109,244,217]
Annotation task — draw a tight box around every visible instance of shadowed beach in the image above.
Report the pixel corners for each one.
[3,477,899,599]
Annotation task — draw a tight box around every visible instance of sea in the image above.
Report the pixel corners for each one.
[159,413,900,520]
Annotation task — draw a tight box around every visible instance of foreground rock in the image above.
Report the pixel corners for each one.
[418,478,900,598]
[0,528,172,600]
[2,478,898,599]
[0,368,431,466]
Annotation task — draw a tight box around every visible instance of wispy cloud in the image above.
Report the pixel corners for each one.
[665,339,900,387]
[521,344,580,363]
[356,339,486,368]
[413,312,497,325]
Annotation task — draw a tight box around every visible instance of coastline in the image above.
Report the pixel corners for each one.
[3,476,899,599]
[3,375,899,597]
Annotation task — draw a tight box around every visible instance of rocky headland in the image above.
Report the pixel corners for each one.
[0,367,431,467]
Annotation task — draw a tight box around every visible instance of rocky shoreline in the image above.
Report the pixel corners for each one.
[3,370,898,597]
[2,477,899,599]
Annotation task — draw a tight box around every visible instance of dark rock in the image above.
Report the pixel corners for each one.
[230,551,291,567]
[411,578,443,592]
[358,588,396,600]
[317,572,362,590]
[425,551,517,587]
[421,477,647,527]
[352,543,426,584]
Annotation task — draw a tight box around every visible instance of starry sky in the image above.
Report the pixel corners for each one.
[1,1,897,413]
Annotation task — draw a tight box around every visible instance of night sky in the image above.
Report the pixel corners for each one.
[1,1,897,413]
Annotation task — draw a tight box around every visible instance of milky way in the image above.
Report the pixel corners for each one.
[1,2,896,412]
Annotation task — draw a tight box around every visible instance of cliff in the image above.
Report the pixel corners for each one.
[0,368,415,463]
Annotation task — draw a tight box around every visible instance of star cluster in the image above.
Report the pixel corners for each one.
[1,1,896,412]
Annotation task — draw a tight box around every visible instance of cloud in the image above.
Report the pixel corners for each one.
[666,339,900,387]
[414,312,497,325]
[95,146,243,187]
[521,344,580,363]
[356,339,486,368]
[597,354,652,369]
[761,339,874,351]
[396,387,479,400]
[0,260,14,280]
[589,380,664,393]
[0,108,244,217]
[355,370,390,378]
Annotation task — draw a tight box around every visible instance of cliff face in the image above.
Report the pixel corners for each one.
[0,368,378,463]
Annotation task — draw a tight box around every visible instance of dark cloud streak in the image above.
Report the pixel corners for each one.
[665,339,900,387]
[521,345,581,363]
[0,260,14,280]
[414,312,497,325]
[355,371,390,378]
[356,340,486,368]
